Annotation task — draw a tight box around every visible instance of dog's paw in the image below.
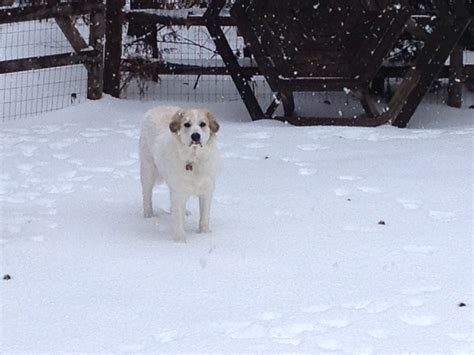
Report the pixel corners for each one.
[174,233,187,243]
[144,210,153,218]
[199,224,211,234]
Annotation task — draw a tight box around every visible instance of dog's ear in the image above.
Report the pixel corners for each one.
[206,111,220,134]
[169,110,183,133]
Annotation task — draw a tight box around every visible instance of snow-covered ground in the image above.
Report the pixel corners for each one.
[1,96,473,352]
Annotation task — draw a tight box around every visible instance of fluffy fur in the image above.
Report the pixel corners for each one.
[139,106,220,242]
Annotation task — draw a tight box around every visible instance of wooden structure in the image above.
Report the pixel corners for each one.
[0,0,105,100]
[103,0,473,127]
[216,0,472,127]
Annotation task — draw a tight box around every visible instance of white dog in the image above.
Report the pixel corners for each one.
[139,106,220,242]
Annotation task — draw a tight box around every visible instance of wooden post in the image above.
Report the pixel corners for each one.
[87,0,106,100]
[387,16,471,128]
[103,0,124,98]
[447,45,463,108]
[204,0,265,121]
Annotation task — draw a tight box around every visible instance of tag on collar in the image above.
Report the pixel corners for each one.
[186,163,193,171]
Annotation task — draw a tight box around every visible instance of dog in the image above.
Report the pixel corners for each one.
[139,106,220,242]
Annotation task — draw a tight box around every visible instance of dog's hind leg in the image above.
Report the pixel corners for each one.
[140,158,156,218]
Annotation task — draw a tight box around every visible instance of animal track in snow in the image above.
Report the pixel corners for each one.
[403,245,437,255]
[154,330,178,343]
[214,195,240,206]
[399,313,438,326]
[53,153,70,160]
[343,225,378,233]
[365,301,393,314]
[319,318,351,329]
[334,188,349,197]
[80,166,115,173]
[429,210,456,222]
[316,337,342,351]
[296,144,327,151]
[115,160,136,167]
[407,298,424,308]
[239,132,271,140]
[448,332,474,342]
[341,300,372,310]
[49,138,78,150]
[32,125,61,135]
[301,304,332,313]
[79,131,110,138]
[402,286,441,296]
[220,152,259,160]
[227,323,267,339]
[17,163,44,172]
[255,312,282,321]
[298,168,317,176]
[269,323,317,342]
[20,145,38,157]
[44,184,75,194]
[338,175,362,181]
[119,344,146,352]
[357,186,382,194]
[245,142,268,149]
[367,329,389,339]
[397,198,421,210]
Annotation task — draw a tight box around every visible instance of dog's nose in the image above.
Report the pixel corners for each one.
[191,133,201,142]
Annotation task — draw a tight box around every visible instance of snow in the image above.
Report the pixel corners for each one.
[1,96,473,352]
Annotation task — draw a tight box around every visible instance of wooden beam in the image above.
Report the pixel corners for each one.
[356,6,412,83]
[387,16,472,128]
[264,93,283,117]
[0,51,99,75]
[405,18,430,40]
[0,0,14,6]
[231,1,282,89]
[359,91,380,117]
[87,5,105,100]
[272,114,384,127]
[281,91,295,117]
[204,0,265,121]
[281,78,363,92]
[55,16,89,53]
[0,2,104,24]
[121,58,260,77]
[104,0,125,98]
[447,44,464,108]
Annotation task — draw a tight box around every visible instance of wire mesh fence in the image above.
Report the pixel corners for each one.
[120,20,273,104]
[121,0,271,103]
[0,3,89,122]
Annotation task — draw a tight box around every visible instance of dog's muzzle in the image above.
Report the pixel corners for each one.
[191,132,201,145]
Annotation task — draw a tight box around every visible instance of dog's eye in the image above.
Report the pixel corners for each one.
[184,122,191,128]
[199,122,207,128]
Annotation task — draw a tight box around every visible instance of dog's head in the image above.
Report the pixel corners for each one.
[169,108,219,148]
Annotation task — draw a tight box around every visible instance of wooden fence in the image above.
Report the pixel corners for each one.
[0,0,105,100]
[0,0,472,124]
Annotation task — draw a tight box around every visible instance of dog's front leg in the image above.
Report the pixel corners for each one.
[171,191,187,243]
[199,192,212,233]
